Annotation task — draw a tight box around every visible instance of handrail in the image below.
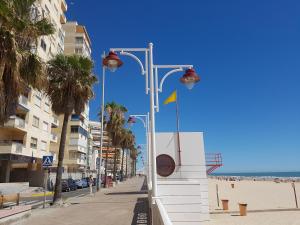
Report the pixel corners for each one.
[156,199,172,225]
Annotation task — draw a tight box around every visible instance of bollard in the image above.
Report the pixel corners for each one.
[239,203,247,216]
[221,199,229,210]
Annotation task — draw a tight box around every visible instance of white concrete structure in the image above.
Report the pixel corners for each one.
[154,132,209,225]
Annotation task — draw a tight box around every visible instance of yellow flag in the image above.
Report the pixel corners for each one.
[163,90,177,105]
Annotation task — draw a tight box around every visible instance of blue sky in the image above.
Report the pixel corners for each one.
[67,0,300,172]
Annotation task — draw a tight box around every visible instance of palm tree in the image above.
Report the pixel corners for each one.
[0,0,54,124]
[130,146,140,176]
[103,102,127,184]
[46,54,96,204]
[119,129,135,181]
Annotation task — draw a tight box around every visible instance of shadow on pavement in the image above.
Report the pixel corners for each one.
[130,177,150,225]
[131,197,150,225]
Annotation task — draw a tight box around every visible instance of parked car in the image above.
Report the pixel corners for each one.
[66,178,77,191]
[61,180,70,192]
[81,178,88,188]
[75,179,84,189]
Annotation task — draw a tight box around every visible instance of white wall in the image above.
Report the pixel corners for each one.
[155,132,209,225]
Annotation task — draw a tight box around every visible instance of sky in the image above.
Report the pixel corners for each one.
[66,0,300,172]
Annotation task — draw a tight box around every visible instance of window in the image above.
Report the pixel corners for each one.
[44,102,50,113]
[75,37,83,44]
[42,121,48,132]
[34,95,41,107]
[32,116,39,128]
[71,126,79,133]
[40,39,47,52]
[30,137,38,149]
[41,141,47,151]
[71,114,80,121]
[75,48,82,54]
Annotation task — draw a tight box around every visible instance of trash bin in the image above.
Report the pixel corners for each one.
[221,199,229,210]
[239,203,247,216]
[231,183,235,188]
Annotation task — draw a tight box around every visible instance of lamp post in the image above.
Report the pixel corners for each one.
[128,113,151,189]
[102,43,200,201]
[97,52,106,191]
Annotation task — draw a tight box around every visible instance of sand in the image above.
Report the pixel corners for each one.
[205,178,300,225]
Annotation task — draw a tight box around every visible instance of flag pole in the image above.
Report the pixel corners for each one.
[176,91,182,166]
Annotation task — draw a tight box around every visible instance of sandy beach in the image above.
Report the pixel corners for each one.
[205,178,300,225]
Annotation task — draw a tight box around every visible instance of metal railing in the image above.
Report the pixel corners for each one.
[206,153,223,174]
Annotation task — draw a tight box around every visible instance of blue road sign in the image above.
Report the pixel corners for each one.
[42,156,53,167]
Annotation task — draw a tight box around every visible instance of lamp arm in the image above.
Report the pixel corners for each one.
[131,116,147,128]
[120,51,146,75]
[158,68,184,92]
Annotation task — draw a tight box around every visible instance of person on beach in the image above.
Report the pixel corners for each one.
[89,175,93,195]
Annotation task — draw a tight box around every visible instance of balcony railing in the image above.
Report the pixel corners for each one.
[77,158,86,165]
[18,95,29,111]
[51,116,59,127]
[61,0,67,12]
[4,116,26,130]
[50,133,58,143]
[60,13,66,24]
[0,141,25,154]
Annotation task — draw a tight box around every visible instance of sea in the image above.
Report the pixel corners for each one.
[211,172,300,178]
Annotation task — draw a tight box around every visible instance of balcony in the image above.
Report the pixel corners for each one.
[4,116,27,131]
[18,95,29,112]
[60,13,66,24]
[0,141,25,154]
[61,0,67,12]
[51,116,59,128]
[67,158,86,166]
[50,133,58,143]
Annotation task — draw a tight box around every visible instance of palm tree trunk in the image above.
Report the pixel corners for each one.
[112,147,117,182]
[120,148,125,181]
[53,112,69,203]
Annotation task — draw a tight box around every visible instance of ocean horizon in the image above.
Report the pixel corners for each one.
[211,171,300,178]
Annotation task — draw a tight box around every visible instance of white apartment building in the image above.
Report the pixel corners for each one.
[0,0,67,186]
[49,21,92,179]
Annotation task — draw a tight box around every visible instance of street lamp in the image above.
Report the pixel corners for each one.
[103,43,200,201]
[127,114,151,189]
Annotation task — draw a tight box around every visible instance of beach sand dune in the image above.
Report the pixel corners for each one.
[205,179,300,225]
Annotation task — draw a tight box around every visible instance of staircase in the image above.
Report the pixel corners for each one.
[206,153,223,175]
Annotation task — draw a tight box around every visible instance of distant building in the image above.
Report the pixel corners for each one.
[0,0,67,185]
[62,21,92,58]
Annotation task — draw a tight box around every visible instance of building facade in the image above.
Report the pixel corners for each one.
[0,0,67,185]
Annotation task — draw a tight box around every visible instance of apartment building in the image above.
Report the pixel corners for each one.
[49,21,92,179]
[0,0,67,185]
[62,21,92,58]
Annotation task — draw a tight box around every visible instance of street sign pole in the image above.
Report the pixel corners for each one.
[43,168,47,208]
[42,156,53,208]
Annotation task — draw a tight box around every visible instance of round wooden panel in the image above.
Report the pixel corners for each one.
[156,154,175,177]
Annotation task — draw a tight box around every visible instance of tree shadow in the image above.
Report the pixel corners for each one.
[131,197,150,225]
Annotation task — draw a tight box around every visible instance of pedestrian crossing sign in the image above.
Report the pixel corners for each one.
[42,156,53,167]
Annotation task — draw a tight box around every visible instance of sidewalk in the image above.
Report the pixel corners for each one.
[14,176,149,225]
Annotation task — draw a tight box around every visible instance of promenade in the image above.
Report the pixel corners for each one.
[15,177,149,225]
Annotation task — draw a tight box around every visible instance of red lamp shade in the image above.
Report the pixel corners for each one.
[180,68,200,90]
[102,51,123,72]
[127,117,136,124]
